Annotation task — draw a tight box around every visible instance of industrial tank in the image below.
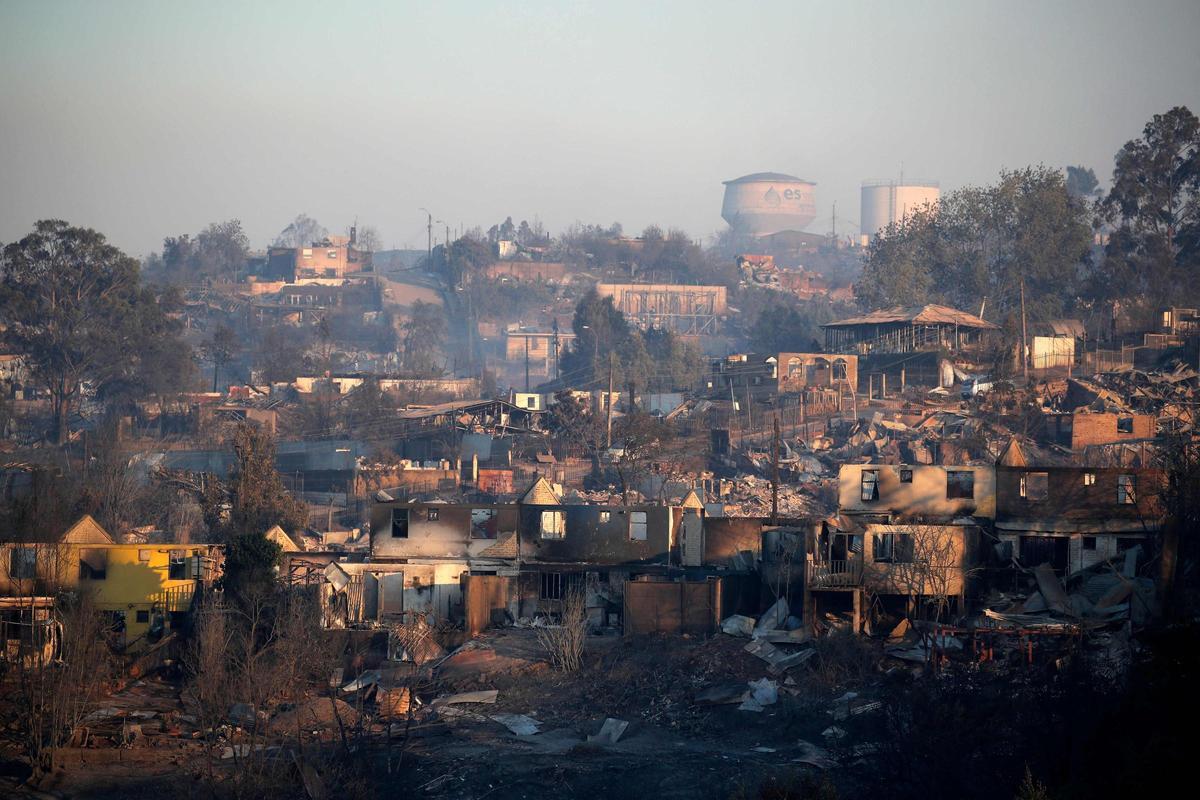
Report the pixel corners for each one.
[860,181,940,240]
[721,172,816,237]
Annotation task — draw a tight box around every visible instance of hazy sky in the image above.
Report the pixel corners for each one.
[1,0,1198,257]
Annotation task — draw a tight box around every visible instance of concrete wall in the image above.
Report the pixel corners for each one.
[996,531,1149,575]
[1052,413,1156,450]
[995,466,1164,522]
[860,523,974,597]
[518,505,677,565]
[778,353,858,394]
[702,517,764,566]
[370,503,521,560]
[838,464,996,519]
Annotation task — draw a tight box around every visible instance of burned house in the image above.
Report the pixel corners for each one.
[0,516,220,655]
[709,352,858,402]
[836,464,996,519]
[821,303,998,354]
[324,478,744,636]
[1042,410,1156,452]
[804,464,995,632]
[994,465,1164,575]
[263,234,372,283]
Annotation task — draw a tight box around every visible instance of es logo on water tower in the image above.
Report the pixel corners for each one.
[763,186,805,207]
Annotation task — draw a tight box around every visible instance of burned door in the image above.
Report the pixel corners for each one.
[378,572,405,618]
[1019,536,1069,574]
[465,575,509,635]
[681,511,703,566]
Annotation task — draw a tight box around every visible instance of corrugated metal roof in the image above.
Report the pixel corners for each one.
[822,304,999,330]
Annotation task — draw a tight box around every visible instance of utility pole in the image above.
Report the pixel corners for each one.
[420,208,432,263]
[552,318,560,382]
[1020,276,1029,382]
[605,354,615,450]
[524,336,530,393]
[771,416,780,524]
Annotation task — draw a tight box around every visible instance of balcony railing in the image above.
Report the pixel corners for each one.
[806,559,863,588]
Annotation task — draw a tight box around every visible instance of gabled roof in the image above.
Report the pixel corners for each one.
[60,515,115,544]
[680,489,704,510]
[264,524,302,552]
[520,476,561,506]
[997,438,1028,467]
[822,304,999,330]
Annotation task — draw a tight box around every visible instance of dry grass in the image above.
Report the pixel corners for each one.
[536,585,587,672]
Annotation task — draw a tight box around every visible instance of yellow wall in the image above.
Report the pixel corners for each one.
[1,543,213,648]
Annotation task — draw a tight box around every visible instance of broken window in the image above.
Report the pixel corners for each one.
[1083,472,1096,486]
[427,508,440,521]
[471,508,498,539]
[540,572,563,600]
[9,548,36,580]
[168,551,187,580]
[946,471,975,499]
[1082,536,1097,551]
[832,359,848,380]
[79,549,108,580]
[391,508,409,538]
[1117,417,1134,434]
[1020,471,1049,501]
[860,470,880,502]
[898,468,913,483]
[629,511,648,541]
[525,396,536,408]
[136,610,150,624]
[873,532,914,563]
[540,510,565,539]
[1117,474,1136,505]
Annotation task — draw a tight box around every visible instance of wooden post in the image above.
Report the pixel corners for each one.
[605,354,614,449]
[771,416,780,524]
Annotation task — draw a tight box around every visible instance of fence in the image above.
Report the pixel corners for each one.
[623,578,722,636]
[806,559,863,589]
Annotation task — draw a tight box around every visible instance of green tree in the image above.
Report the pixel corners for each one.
[0,220,175,444]
[194,219,250,280]
[1095,106,1200,307]
[401,300,447,377]
[274,213,327,248]
[562,289,630,386]
[206,424,304,597]
[1065,165,1100,199]
[543,390,596,458]
[856,167,1093,326]
[203,324,240,392]
[749,299,839,354]
[255,324,309,384]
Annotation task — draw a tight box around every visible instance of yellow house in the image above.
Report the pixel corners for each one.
[1,515,220,652]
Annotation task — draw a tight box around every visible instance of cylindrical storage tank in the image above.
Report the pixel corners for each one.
[860,181,940,240]
[721,172,816,237]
